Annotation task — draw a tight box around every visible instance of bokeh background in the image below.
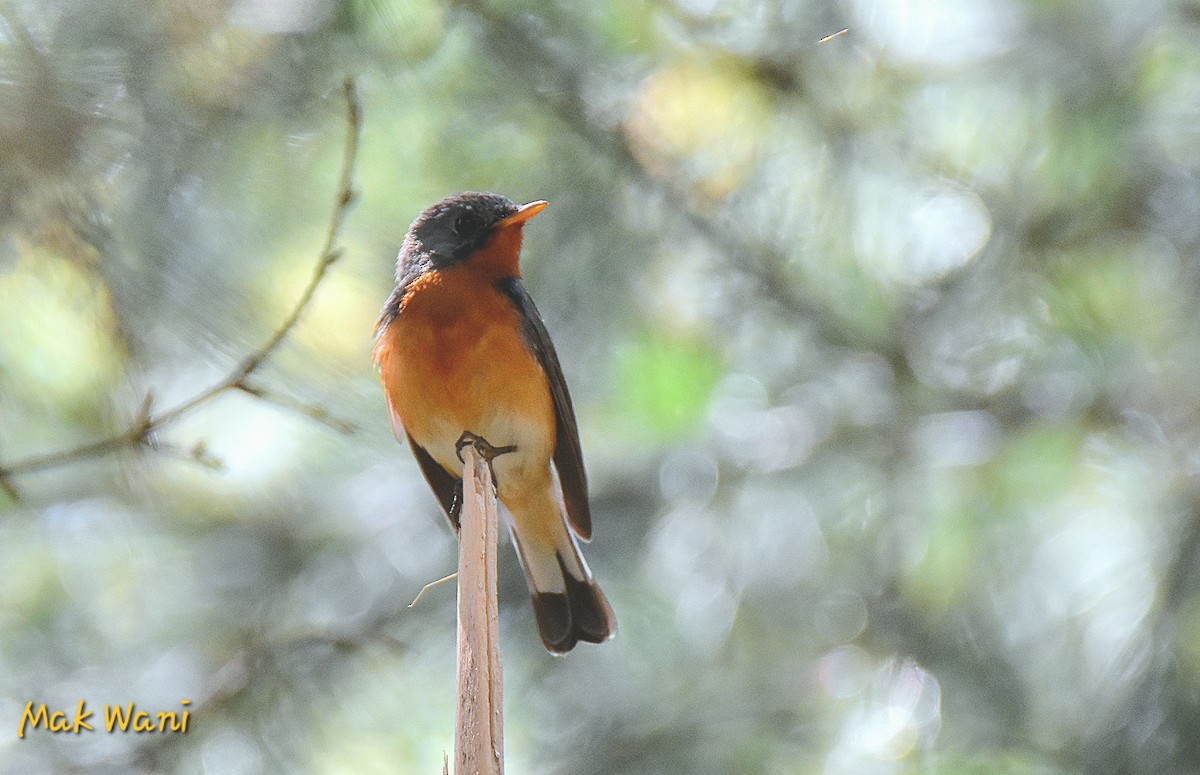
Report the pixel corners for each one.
[4,0,1200,773]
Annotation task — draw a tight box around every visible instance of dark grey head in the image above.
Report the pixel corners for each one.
[399,192,521,272]
[377,192,546,333]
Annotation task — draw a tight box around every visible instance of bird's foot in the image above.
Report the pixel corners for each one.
[455,431,517,464]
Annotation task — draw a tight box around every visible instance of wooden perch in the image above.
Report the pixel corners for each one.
[454,438,504,775]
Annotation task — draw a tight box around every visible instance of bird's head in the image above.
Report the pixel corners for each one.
[400,192,547,271]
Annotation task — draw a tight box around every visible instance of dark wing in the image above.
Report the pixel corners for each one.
[407,433,463,531]
[495,277,592,540]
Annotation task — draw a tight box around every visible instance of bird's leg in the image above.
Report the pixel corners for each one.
[455,431,517,464]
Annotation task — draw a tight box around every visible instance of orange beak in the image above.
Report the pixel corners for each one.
[496,200,548,229]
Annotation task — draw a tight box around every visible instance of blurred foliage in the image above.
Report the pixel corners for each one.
[4,0,1200,773]
[613,332,722,440]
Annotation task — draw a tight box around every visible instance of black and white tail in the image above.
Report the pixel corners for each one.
[510,513,616,654]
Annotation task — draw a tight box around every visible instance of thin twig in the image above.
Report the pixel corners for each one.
[153,439,226,471]
[409,571,459,608]
[0,392,156,476]
[0,79,361,496]
[236,380,357,434]
[226,78,361,382]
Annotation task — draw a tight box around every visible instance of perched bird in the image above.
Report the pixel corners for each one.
[373,192,616,654]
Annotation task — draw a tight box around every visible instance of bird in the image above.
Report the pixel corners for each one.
[373,192,616,654]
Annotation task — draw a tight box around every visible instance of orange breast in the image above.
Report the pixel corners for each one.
[373,262,555,474]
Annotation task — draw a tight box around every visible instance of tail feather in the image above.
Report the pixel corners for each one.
[531,554,616,653]
[502,485,616,654]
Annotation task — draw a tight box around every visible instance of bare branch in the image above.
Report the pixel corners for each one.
[0,79,362,497]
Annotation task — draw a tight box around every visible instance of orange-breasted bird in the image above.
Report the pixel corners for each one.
[373,192,616,654]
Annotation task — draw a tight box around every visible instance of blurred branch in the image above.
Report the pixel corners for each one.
[1163,486,1200,613]
[450,0,1094,472]
[117,616,410,774]
[0,78,362,501]
[867,583,1031,742]
[453,0,1101,444]
[236,380,358,434]
[1071,482,1200,775]
[0,471,19,501]
[452,0,873,356]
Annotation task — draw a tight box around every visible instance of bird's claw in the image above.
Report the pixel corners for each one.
[455,431,517,464]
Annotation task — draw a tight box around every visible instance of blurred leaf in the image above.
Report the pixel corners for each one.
[992,423,1081,508]
[342,0,446,61]
[905,470,980,612]
[612,331,722,440]
[626,55,772,199]
[0,246,121,421]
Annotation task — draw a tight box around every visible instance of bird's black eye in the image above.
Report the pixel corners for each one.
[453,213,480,235]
